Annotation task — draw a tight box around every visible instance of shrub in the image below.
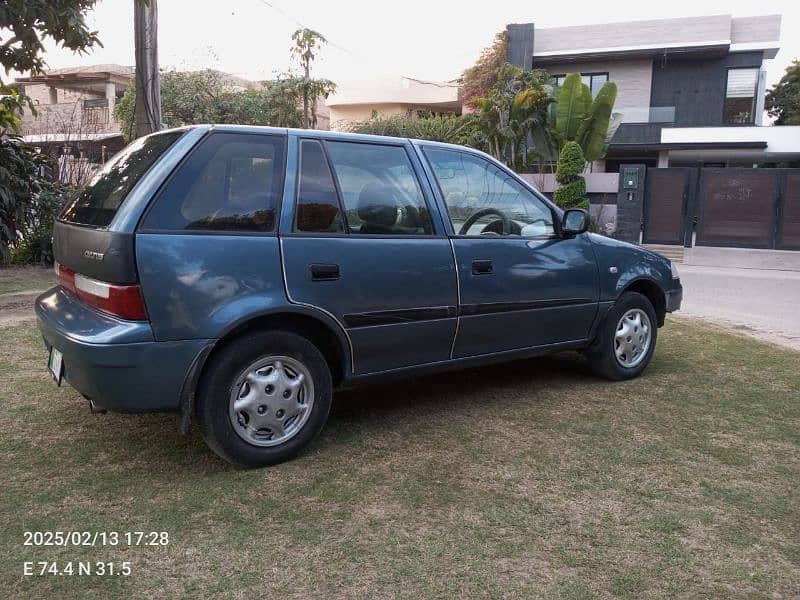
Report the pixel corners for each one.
[347,114,484,149]
[11,184,69,265]
[553,141,589,210]
[0,136,70,265]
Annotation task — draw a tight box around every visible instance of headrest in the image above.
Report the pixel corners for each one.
[358,183,399,228]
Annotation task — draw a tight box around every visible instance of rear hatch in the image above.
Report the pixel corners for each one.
[53,130,186,319]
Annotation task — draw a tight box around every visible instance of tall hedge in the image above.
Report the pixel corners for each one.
[553,141,589,210]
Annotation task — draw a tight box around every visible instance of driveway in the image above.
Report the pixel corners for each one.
[676,264,800,351]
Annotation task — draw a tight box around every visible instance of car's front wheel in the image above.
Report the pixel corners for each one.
[195,330,332,467]
[586,291,658,380]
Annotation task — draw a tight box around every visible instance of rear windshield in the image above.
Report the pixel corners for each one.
[60,130,185,227]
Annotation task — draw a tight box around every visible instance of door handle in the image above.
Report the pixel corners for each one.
[472,259,493,275]
[310,263,340,281]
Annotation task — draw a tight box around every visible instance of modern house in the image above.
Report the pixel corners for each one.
[507,15,800,267]
[506,14,800,171]
[327,77,461,131]
[14,64,133,182]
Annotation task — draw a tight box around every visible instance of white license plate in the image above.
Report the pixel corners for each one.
[48,347,63,385]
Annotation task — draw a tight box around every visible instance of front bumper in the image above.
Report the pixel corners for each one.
[36,287,211,413]
[666,280,683,313]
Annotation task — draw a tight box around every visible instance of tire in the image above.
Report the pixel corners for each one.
[195,330,332,468]
[586,291,658,381]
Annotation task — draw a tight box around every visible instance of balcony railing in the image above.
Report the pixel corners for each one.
[82,98,110,126]
[618,106,676,124]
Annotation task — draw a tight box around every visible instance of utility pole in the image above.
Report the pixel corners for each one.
[133,0,161,138]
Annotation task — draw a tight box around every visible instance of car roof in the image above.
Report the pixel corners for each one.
[173,123,471,153]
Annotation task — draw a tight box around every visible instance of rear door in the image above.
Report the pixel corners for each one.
[420,145,599,358]
[136,131,288,341]
[280,136,458,375]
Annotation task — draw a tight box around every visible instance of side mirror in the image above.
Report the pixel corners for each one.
[562,208,589,235]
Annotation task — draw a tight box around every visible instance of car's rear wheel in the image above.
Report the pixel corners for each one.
[586,291,658,380]
[196,331,332,467]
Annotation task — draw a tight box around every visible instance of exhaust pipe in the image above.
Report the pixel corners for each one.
[86,397,107,415]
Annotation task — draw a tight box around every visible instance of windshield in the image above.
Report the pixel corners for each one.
[60,130,185,228]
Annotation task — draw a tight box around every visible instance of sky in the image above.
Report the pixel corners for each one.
[19,0,800,88]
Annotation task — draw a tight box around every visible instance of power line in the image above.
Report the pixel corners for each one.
[252,0,353,55]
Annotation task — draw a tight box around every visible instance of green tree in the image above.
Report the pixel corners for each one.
[461,30,507,107]
[290,28,336,129]
[473,65,554,170]
[216,83,303,128]
[553,141,588,210]
[766,59,800,125]
[348,113,482,147]
[554,73,617,161]
[114,70,303,141]
[1,0,99,261]
[1,0,101,131]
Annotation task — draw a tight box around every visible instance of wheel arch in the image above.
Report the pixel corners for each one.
[621,278,666,326]
[179,307,351,433]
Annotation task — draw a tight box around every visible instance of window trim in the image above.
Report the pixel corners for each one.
[552,72,610,96]
[288,136,441,238]
[420,145,560,240]
[291,138,349,235]
[722,66,759,126]
[137,130,288,236]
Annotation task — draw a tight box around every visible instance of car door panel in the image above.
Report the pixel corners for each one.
[281,236,457,374]
[280,137,458,375]
[418,144,600,357]
[451,236,599,357]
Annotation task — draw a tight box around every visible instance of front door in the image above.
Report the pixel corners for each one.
[420,146,599,358]
[281,137,458,375]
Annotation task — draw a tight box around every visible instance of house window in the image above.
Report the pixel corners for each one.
[724,68,759,125]
[553,72,609,97]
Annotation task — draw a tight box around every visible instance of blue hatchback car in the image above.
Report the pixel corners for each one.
[37,125,682,467]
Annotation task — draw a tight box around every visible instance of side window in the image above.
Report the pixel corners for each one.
[294,140,344,233]
[143,133,284,232]
[424,148,555,237]
[325,141,433,235]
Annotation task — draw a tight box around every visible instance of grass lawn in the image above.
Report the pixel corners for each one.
[0,266,54,295]
[0,319,798,599]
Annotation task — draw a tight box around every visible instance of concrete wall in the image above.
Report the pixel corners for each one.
[19,82,120,136]
[662,125,800,153]
[533,15,733,55]
[521,172,619,194]
[730,15,782,45]
[650,51,764,127]
[22,82,102,106]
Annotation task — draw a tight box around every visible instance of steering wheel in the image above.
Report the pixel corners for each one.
[458,208,511,235]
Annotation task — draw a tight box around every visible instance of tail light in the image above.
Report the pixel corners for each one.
[55,262,148,321]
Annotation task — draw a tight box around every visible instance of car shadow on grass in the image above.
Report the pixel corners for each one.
[330,351,595,422]
[82,351,598,473]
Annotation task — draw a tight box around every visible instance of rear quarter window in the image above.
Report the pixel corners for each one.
[142,132,285,233]
[60,130,184,228]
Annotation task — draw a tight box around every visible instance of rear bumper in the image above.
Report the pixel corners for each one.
[666,281,683,313]
[36,287,211,413]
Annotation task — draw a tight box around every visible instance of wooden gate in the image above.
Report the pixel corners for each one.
[642,168,691,245]
[696,170,778,248]
[778,171,800,250]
